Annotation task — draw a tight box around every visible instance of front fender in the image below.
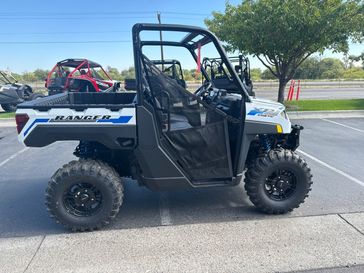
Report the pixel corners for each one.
[283,124,303,151]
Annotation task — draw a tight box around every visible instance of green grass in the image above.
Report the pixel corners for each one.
[285,99,364,111]
[0,112,15,119]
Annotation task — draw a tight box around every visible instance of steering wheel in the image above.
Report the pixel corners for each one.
[194,81,213,97]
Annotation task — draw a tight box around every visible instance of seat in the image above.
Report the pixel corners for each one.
[170,114,192,130]
[143,57,196,131]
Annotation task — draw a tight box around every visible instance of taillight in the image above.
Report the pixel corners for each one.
[15,114,29,134]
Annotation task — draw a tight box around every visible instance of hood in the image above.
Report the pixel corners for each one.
[250,97,284,109]
[246,96,286,118]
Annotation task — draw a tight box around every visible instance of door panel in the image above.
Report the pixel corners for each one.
[142,55,233,182]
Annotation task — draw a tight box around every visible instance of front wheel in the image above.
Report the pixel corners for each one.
[45,160,123,231]
[244,149,312,214]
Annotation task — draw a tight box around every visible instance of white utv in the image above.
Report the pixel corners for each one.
[15,23,312,231]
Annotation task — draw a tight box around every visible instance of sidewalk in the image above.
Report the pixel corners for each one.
[287,110,364,119]
[1,213,363,273]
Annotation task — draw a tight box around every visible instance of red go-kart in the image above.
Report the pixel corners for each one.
[45,59,119,95]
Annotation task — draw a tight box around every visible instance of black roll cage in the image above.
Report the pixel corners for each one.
[132,23,251,105]
[151,59,184,81]
[0,71,17,85]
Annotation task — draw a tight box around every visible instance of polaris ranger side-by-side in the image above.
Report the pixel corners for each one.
[124,59,186,90]
[16,24,312,231]
[203,55,255,96]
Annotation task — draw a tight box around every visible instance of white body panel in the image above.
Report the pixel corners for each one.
[245,97,292,134]
[17,95,292,145]
[17,107,136,143]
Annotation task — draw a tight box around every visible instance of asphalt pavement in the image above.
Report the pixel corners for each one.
[0,117,363,272]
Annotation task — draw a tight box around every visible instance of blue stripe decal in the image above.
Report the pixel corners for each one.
[23,116,131,137]
[23,118,49,136]
[96,116,132,124]
[248,109,265,116]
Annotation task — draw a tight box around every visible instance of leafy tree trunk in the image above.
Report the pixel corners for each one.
[278,78,288,103]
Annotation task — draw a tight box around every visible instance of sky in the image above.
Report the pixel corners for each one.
[0,0,363,73]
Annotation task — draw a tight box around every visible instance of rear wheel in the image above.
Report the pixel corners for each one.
[45,159,123,231]
[29,93,44,100]
[1,103,17,112]
[244,149,312,214]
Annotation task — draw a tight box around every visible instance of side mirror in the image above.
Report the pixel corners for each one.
[235,65,242,73]
[124,79,136,91]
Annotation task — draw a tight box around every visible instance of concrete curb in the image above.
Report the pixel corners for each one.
[0,118,15,127]
[288,110,364,119]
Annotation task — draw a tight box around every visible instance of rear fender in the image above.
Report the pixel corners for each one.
[16,107,136,149]
[0,86,23,104]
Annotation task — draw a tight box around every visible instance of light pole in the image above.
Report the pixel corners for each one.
[157,12,164,71]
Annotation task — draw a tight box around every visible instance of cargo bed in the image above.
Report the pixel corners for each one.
[16,92,137,149]
[17,92,137,111]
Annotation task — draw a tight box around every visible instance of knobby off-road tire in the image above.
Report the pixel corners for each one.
[45,159,123,231]
[29,93,44,100]
[244,149,312,214]
[1,103,17,112]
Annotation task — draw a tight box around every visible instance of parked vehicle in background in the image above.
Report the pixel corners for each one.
[152,59,186,88]
[124,59,186,90]
[0,71,44,112]
[45,59,120,96]
[203,55,255,96]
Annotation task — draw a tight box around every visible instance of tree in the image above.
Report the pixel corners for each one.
[33,69,49,81]
[318,58,345,79]
[120,67,135,80]
[343,67,364,79]
[182,69,194,81]
[106,66,122,81]
[22,72,36,82]
[261,69,275,80]
[294,58,321,79]
[206,0,364,102]
[250,68,262,80]
[295,57,345,79]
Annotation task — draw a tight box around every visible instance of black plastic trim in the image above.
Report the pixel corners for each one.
[24,124,136,149]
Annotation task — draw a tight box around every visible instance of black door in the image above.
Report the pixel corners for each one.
[142,56,233,182]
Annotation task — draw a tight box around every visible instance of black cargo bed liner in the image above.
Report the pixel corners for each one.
[17,92,136,111]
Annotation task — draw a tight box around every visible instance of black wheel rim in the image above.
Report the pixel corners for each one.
[63,182,103,217]
[264,169,297,201]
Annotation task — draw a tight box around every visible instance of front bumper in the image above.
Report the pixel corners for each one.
[284,124,303,151]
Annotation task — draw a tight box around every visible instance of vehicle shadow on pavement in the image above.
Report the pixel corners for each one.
[104,180,277,232]
[0,176,281,238]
